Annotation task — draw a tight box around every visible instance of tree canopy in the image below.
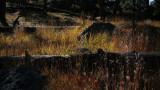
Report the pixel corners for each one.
[1,0,160,26]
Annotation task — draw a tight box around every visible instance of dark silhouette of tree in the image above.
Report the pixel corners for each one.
[98,0,105,21]
[13,15,23,28]
[76,0,98,18]
[120,0,137,29]
[132,0,136,31]
[146,0,149,10]
[155,0,160,4]
[0,0,9,26]
[112,0,121,15]
[43,0,48,18]
[152,0,160,20]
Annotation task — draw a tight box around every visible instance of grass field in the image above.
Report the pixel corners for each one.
[0,18,160,56]
[0,17,160,89]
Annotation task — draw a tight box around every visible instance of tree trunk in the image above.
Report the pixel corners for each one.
[98,0,105,21]
[145,0,150,18]
[112,0,120,16]
[146,0,149,8]
[132,0,136,50]
[155,0,160,4]
[43,0,47,18]
[0,0,9,26]
[132,0,136,31]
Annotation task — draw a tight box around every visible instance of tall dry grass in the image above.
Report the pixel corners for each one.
[0,21,114,56]
[1,18,160,55]
[0,19,159,89]
[40,57,159,90]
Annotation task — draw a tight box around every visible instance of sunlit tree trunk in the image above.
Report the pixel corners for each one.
[0,0,9,26]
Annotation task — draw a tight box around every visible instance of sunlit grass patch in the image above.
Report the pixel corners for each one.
[0,19,160,56]
[107,17,130,24]
[0,29,37,56]
[80,33,113,52]
[137,20,160,28]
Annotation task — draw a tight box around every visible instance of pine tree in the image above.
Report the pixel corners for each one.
[0,0,9,26]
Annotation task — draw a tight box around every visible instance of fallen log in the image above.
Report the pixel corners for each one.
[0,51,159,84]
[0,52,159,70]
[0,52,160,65]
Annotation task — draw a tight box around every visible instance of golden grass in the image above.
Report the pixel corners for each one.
[0,28,114,56]
[137,20,160,28]
[1,19,160,56]
[41,60,159,90]
[0,19,160,89]
[0,23,87,56]
[42,68,101,89]
[106,17,130,24]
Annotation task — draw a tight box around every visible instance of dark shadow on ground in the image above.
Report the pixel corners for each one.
[19,8,79,26]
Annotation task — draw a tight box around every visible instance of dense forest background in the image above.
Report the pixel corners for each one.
[0,0,160,26]
[0,1,159,89]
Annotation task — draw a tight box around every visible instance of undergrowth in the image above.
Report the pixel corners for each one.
[1,19,160,56]
[0,18,160,89]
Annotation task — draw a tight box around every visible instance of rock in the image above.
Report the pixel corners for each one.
[78,22,115,40]
[76,47,92,54]
[0,65,46,90]
[116,22,133,28]
[97,48,105,55]
[24,27,36,34]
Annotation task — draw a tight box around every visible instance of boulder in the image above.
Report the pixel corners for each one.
[76,47,92,54]
[78,22,115,40]
[0,65,46,90]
